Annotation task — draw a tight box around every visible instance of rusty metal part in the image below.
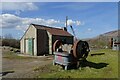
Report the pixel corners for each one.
[53,40,62,52]
[73,40,81,58]
[73,40,90,59]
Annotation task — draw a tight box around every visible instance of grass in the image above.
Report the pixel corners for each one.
[36,49,118,78]
[2,50,36,59]
[2,48,119,78]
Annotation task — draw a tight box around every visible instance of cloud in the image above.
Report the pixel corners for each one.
[1,2,38,11]
[1,14,84,33]
[0,14,21,28]
[76,21,81,26]
[67,19,75,26]
[0,14,61,32]
[46,19,60,25]
[15,10,22,15]
[87,28,92,32]
[65,19,83,26]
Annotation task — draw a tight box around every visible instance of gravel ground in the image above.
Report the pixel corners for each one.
[2,49,53,78]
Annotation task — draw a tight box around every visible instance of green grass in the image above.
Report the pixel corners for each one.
[36,49,118,78]
[3,50,36,59]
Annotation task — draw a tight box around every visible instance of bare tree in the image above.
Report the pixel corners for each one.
[2,34,20,49]
[4,34,13,39]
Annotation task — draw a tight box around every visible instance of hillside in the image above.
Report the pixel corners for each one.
[93,30,119,39]
[86,30,119,49]
[102,30,119,37]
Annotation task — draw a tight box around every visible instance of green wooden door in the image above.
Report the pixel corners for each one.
[28,38,33,55]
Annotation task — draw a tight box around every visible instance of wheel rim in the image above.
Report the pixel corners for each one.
[73,40,90,59]
[53,40,62,52]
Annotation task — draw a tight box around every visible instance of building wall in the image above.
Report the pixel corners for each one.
[20,25,37,55]
[52,35,73,45]
[37,29,49,55]
[20,38,24,53]
[112,36,120,50]
[25,39,28,53]
[37,31,73,55]
[20,25,74,56]
[47,32,52,54]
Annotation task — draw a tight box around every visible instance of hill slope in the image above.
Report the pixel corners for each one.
[86,30,119,49]
[100,30,119,37]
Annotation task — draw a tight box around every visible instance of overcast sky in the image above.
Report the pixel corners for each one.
[1,2,118,39]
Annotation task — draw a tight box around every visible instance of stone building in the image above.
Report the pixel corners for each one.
[20,24,73,56]
[111,36,120,50]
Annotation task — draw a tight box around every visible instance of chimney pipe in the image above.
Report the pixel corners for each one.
[65,16,68,31]
[63,16,68,31]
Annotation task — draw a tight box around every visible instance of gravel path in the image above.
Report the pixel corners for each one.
[2,52,53,78]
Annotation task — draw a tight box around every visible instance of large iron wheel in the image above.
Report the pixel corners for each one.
[73,40,90,59]
[53,40,62,52]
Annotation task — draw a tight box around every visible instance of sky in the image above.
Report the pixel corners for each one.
[0,2,118,39]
